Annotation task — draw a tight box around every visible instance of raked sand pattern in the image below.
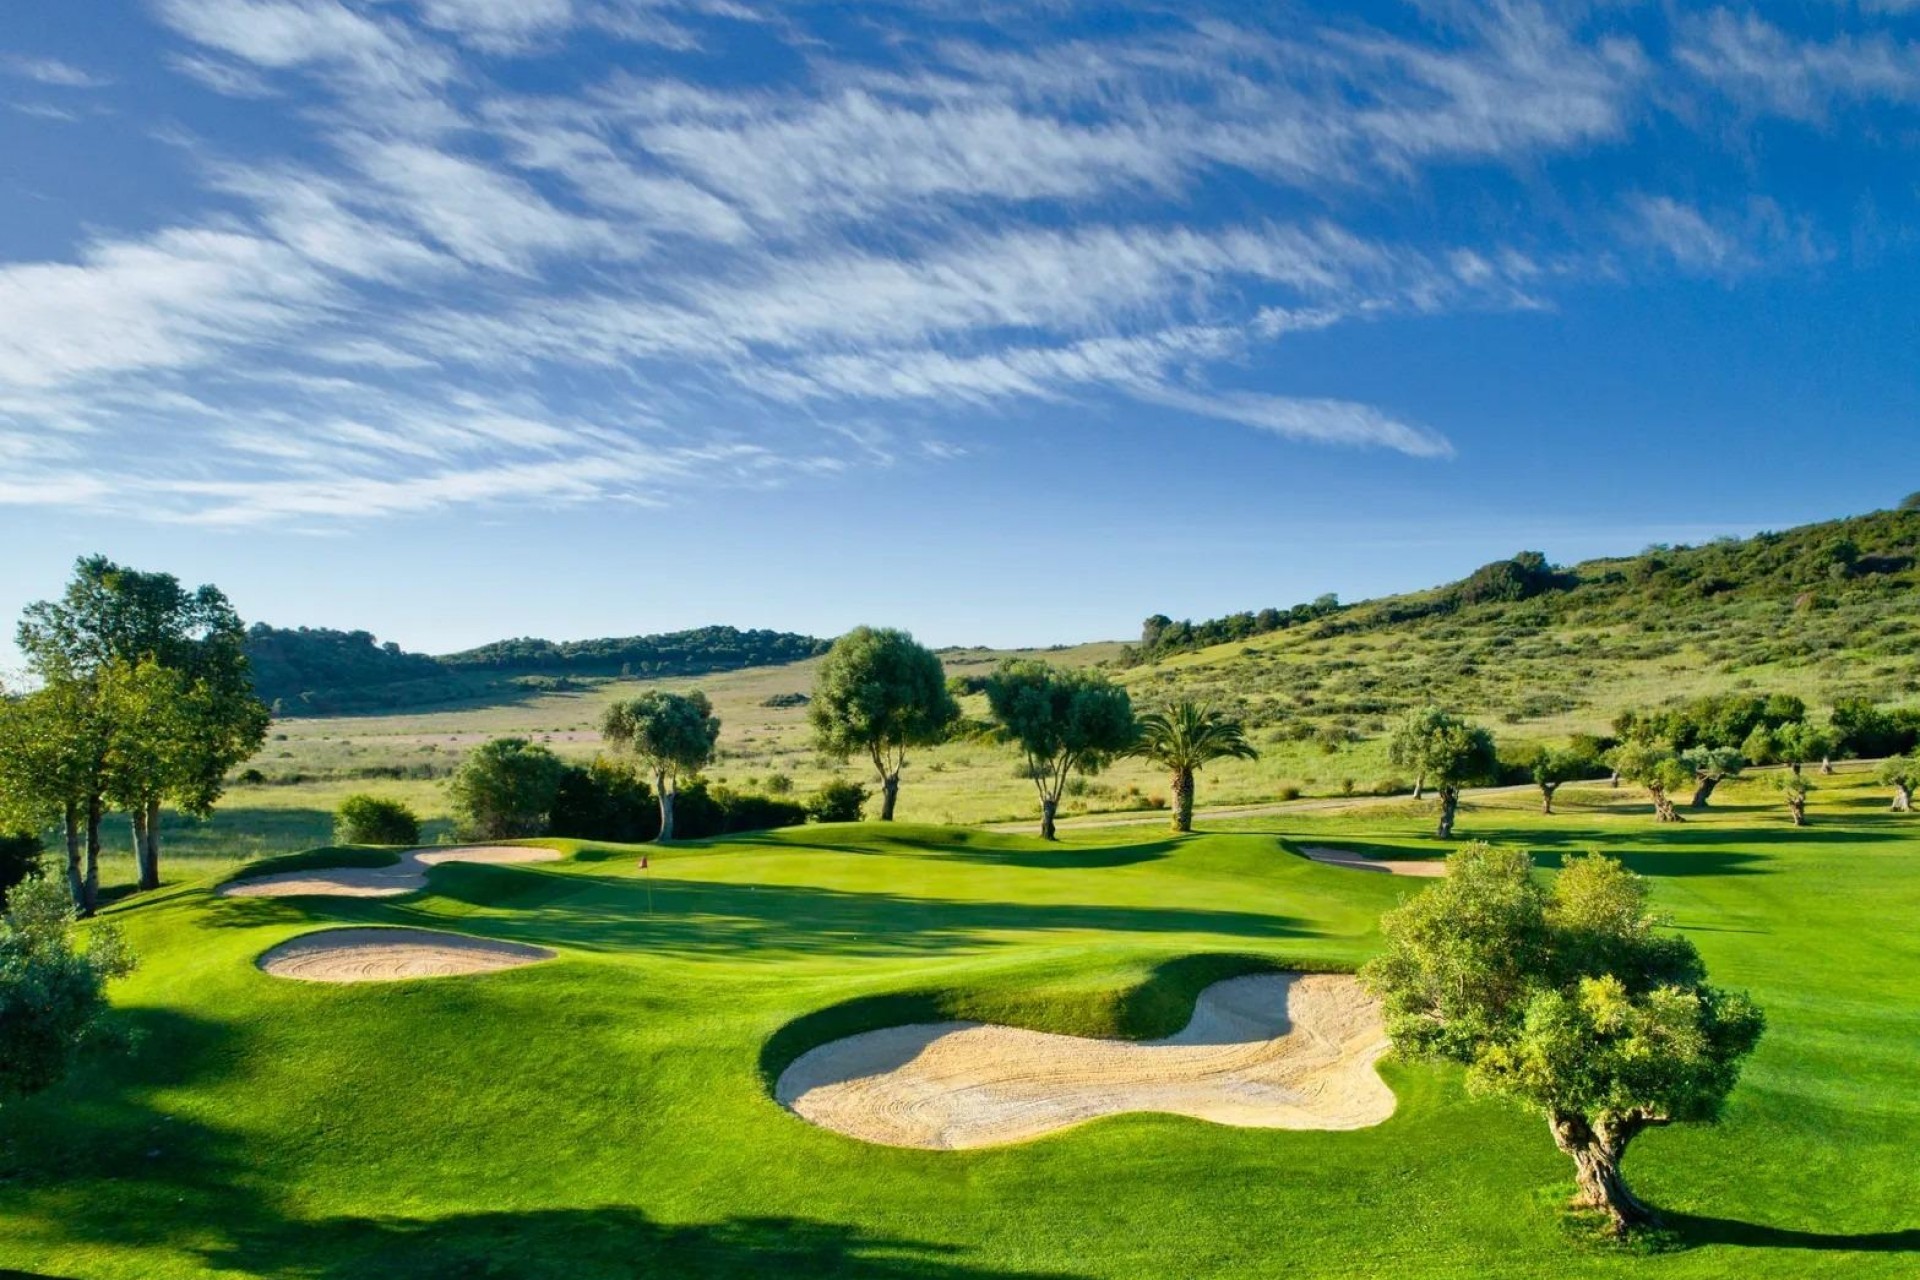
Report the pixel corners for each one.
[219,845,561,898]
[256,927,556,982]
[777,973,1393,1149]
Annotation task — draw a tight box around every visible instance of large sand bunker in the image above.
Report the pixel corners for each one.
[1299,846,1446,877]
[776,973,1393,1149]
[220,845,560,899]
[257,927,555,983]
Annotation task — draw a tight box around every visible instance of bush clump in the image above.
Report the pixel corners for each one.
[333,795,422,846]
[806,778,869,823]
[549,760,659,843]
[0,831,44,910]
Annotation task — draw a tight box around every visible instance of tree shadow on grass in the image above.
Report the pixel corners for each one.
[1663,1211,1920,1253]
[200,1208,1097,1280]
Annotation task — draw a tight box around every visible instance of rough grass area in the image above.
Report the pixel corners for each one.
[1,774,1914,1278]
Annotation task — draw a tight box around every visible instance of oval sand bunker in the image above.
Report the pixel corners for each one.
[257,928,555,983]
[1300,846,1447,877]
[221,845,561,899]
[776,973,1393,1149]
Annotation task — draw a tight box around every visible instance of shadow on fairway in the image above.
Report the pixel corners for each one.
[1665,1211,1920,1253]
[198,1208,1098,1280]
[444,875,1317,958]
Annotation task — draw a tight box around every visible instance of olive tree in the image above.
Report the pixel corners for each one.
[1388,709,1497,838]
[0,877,135,1103]
[601,692,721,841]
[1680,746,1745,809]
[984,661,1135,840]
[1879,756,1919,813]
[1527,746,1593,816]
[1771,771,1811,826]
[1129,702,1257,833]
[1361,845,1764,1233]
[447,738,566,840]
[809,627,958,821]
[1608,742,1693,823]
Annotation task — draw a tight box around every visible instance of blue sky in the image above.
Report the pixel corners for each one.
[2,1,1917,663]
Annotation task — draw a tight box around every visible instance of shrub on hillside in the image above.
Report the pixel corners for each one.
[549,760,659,843]
[806,778,869,823]
[333,795,421,846]
[0,831,44,910]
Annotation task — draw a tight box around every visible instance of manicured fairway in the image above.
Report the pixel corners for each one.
[0,776,1915,1278]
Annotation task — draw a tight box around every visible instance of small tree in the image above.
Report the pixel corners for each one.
[447,738,565,840]
[805,778,869,824]
[0,877,136,1103]
[601,692,721,841]
[1130,702,1257,833]
[1361,845,1764,1233]
[1389,710,1497,838]
[984,661,1136,839]
[1771,720,1836,776]
[1608,742,1692,823]
[1879,756,1919,813]
[1680,746,1744,809]
[1527,746,1591,816]
[334,795,422,846]
[1771,772,1810,826]
[809,627,958,822]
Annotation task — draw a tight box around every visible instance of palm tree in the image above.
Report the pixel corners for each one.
[1131,702,1258,833]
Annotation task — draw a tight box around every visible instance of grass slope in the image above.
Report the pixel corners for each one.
[2,773,1915,1278]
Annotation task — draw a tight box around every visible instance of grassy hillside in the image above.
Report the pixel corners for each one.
[3,774,1915,1278]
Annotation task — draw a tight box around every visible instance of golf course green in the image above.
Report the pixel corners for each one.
[0,776,1914,1279]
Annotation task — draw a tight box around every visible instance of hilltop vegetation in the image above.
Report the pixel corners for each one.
[1130,506,1920,739]
[244,624,827,716]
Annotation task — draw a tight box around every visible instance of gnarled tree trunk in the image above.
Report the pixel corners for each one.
[1820,756,1835,775]
[1170,768,1195,833]
[1650,788,1683,823]
[1039,797,1059,841]
[1689,776,1719,809]
[1539,783,1558,815]
[879,774,900,821]
[1436,786,1460,839]
[1411,774,1425,801]
[1894,783,1913,813]
[1549,1111,1659,1234]
[1787,797,1807,826]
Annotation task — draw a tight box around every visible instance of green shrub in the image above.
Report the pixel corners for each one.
[806,778,869,823]
[550,760,659,843]
[447,737,566,840]
[0,832,43,911]
[333,795,421,846]
[1277,784,1303,802]
[671,781,809,838]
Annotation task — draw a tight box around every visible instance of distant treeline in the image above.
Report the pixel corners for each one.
[244,624,827,717]
[441,627,828,676]
[1129,594,1344,662]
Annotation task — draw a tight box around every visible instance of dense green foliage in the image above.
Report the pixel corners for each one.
[0,877,133,1103]
[810,628,959,821]
[443,627,827,677]
[550,760,660,843]
[242,625,461,715]
[0,832,42,911]
[1132,593,1344,661]
[804,777,869,823]
[1362,846,1764,1232]
[601,692,722,841]
[985,661,1136,838]
[331,795,422,847]
[447,738,566,840]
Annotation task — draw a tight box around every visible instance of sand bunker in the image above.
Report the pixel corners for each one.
[776,973,1392,1149]
[257,927,555,983]
[220,845,560,899]
[1299,846,1446,877]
